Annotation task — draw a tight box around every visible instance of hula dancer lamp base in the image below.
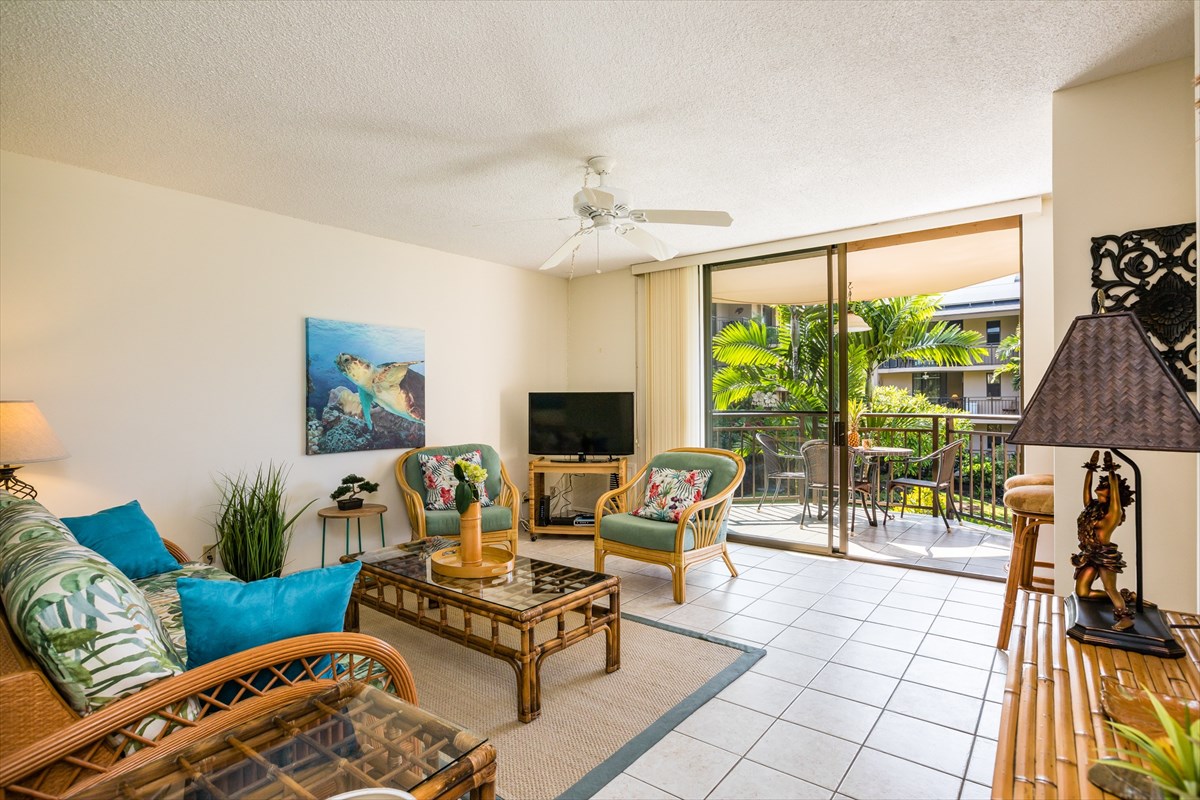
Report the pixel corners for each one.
[430,545,515,579]
[1065,593,1186,659]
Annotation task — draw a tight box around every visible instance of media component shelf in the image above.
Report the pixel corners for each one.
[528,457,628,540]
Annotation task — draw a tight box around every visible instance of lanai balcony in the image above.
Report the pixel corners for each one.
[713,410,1020,579]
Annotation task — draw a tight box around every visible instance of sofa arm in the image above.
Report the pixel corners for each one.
[0,632,417,797]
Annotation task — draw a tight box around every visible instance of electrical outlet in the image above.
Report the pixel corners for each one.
[201,544,218,566]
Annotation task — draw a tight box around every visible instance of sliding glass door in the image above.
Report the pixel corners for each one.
[704,246,851,555]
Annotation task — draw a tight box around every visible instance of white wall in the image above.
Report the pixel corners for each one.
[1051,59,1198,611]
[0,151,569,570]
[1019,198,1056,571]
[559,269,640,507]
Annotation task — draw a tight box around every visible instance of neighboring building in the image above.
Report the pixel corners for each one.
[875,274,1021,414]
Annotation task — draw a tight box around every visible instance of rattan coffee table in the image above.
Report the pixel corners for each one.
[69,680,496,800]
[344,539,621,723]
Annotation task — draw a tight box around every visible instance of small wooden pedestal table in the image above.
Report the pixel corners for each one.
[993,590,1200,799]
[69,680,497,800]
[319,503,387,566]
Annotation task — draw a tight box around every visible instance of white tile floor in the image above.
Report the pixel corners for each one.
[521,534,1006,800]
[726,503,1013,578]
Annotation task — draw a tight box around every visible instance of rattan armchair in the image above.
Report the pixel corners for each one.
[395,443,520,553]
[594,447,745,604]
[0,541,418,800]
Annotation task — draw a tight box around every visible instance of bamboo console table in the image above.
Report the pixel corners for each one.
[994,591,1200,799]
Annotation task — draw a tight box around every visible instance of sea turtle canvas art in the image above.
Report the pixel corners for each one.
[305,318,426,454]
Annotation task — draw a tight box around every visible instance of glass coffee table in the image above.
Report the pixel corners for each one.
[70,680,495,800]
[343,539,621,723]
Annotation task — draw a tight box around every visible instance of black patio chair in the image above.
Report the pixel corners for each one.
[754,433,807,512]
[884,439,964,532]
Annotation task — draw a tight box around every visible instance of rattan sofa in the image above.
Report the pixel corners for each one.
[0,537,417,799]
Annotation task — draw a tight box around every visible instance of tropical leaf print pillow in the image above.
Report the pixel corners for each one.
[631,467,713,523]
[418,450,493,510]
[0,500,187,717]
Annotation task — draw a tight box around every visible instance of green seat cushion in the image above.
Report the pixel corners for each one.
[402,444,504,504]
[134,563,241,654]
[599,513,694,552]
[423,505,513,537]
[647,452,739,498]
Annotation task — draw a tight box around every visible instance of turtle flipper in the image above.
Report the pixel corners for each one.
[358,387,375,431]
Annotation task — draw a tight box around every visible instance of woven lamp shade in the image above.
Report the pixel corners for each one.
[1008,312,1200,452]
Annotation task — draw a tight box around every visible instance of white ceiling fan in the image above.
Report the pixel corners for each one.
[539,156,733,271]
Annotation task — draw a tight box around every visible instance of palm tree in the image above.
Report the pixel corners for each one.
[712,304,867,411]
[712,295,987,410]
[849,296,988,403]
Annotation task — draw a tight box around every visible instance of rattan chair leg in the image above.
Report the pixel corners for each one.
[671,566,686,604]
[721,550,738,578]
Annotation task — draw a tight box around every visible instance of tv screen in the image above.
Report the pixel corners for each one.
[528,392,635,458]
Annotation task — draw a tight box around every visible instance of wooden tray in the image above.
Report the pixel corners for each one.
[430,545,515,578]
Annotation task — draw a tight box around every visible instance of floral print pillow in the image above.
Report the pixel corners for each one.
[632,467,713,523]
[418,450,493,510]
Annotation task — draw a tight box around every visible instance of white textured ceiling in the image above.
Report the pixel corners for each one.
[0,0,1192,274]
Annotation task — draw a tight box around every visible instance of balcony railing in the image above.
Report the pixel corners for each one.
[711,410,1022,530]
[878,342,1005,370]
[927,396,1019,415]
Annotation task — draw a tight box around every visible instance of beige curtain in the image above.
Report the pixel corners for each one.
[640,265,703,456]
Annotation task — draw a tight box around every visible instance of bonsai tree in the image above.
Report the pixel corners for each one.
[215,463,314,581]
[330,474,379,508]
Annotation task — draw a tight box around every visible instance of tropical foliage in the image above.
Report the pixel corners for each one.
[1098,687,1200,800]
[849,296,988,403]
[214,463,314,582]
[990,327,1022,390]
[711,296,987,410]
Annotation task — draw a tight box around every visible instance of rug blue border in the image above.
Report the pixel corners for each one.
[555,613,766,800]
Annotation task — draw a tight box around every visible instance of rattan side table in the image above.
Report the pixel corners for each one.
[319,503,387,566]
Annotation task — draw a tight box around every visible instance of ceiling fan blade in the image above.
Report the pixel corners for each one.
[539,228,593,270]
[581,187,616,210]
[629,209,733,227]
[615,223,678,261]
[472,216,574,227]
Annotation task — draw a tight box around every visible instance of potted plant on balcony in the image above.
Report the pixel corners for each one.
[330,474,379,511]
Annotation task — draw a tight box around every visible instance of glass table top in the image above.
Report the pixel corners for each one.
[72,681,486,800]
[354,539,616,612]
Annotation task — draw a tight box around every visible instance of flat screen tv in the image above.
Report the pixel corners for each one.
[528,392,634,460]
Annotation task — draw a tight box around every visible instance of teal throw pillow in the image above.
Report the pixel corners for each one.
[62,500,179,580]
[178,560,362,670]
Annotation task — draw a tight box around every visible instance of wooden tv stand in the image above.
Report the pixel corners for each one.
[528,457,628,540]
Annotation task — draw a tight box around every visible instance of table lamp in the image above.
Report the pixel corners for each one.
[0,401,69,500]
[1007,311,1200,658]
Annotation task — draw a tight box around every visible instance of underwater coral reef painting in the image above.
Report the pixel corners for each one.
[305,318,426,455]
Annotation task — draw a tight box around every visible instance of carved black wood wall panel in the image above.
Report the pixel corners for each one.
[1090,222,1197,391]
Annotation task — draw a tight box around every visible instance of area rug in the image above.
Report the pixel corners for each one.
[359,607,763,800]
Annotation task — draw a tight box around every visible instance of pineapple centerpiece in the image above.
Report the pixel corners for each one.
[846,399,865,448]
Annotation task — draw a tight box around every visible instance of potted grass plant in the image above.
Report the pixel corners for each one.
[214,463,315,582]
